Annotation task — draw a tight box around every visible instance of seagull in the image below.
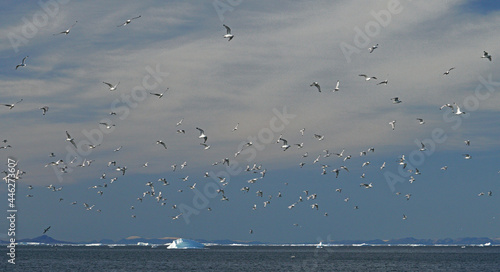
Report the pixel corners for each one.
[116,166,127,175]
[368,44,378,53]
[99,122,115,129]
[440,103,454,110]
[232,123,239,132]
[65,131,77,148]
[114,146,122,152]
[463,154,471,159]
[118,15,141,27]
[103,81,119,91]
[200,143,211,150]
[299,128,305,136]
[1,99,23,109]
[377,79,388,85]
[443,67,455,75]
[360,183,373,189]
[464,140,470,146]
[333,80,340,92]
[314,134,324,141]
[416,118,425,125]
[149,90,166,98]
[15,56,28,70]
[196,127,208,143]
[359,74,377,81]
[441,166,448,170]
[389,120,396,130]
[402,214,407,220]
[419,142,426,151]
[40,106,49,115]
[83,203,95,210]
[453,103,466,115]
[156,140,167,149]
[391,97,402,104]
[43,226,51,234]
[380,162,386,170]
[176,118,183,126]
[54,21,77,35]
[223,24,234,41]
[481,51,492,61]
[310,82,321,92]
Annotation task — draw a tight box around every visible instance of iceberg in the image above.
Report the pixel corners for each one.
[167,238,205,249]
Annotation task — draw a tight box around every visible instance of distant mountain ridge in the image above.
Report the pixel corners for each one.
[2,235,499,246]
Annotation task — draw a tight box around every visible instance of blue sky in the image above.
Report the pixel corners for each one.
[0,0,499,244]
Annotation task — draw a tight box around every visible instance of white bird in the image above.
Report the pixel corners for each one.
[481,51,492,61]
[116,166,127,175]
[409,176,415,183]
[196,127,208,143]
[310,82,321,92]
[389,120,396,130]
[65,131,77,148]
[156,140,167,149]
[464,140,470,146]
[99,122,115,129]
[40,106,49,115]
[54,21,77,35]
[440,103,454,110]
[359,74,377,81]
[232,123,239,132]
[362,161,370,167]
[118,15,141,27]
[280,138,291,151]
[314,134,324,141]
[200,143,211,150]
[380,162,386,170]
[463,154,471,159]
[402,214,407,220]
[419,142,426,151]
[360,183,373,188]
[223,24,234,41]
[453,103,466,115]
[176,118,183,126]
[333,80,340,92]
[103,81,119,91]
[1,99,23,109]
[15,56,28,70]
[391,97,402,104]
[441,166,448,170]
[368,43,378,53]
[443,67,455,75]
[416,118,425,125]
[299,128,305,136]
[114,146,122,152]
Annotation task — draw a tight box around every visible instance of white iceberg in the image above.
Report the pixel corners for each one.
[167,238,205,249]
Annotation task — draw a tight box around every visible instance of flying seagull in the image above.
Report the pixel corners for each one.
[54,21,77,35]
[377,79,388,85]
[223,24,234,41]
[443,67,455,75]
[156,140,167,149]
[196,127,208,143]
[310,82,321,92]
[280,138,290,151]
[453,103,465,115]
[333,80,340,92]
[391,97,402,104]
[149,91,165,98]
[368,44,378,53]
[118,15,141,27]
[389,120,396,130]
[43,226,51,234]
[40,106,49,115]
[1,99,23,109]
[103,81,119,91]
[65,131,77,148]
[416,118,425,125]
[359,74,377,81]
[15,56,28,70]
[481,51,492,61]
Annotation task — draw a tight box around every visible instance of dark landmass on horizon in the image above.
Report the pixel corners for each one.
[2,235,499,246]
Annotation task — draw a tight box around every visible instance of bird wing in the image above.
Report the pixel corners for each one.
[103,82,113,87]
[196,127,204,134]
[223,24,231,34]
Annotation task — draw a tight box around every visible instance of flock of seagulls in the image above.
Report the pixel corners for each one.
[4,8,498,242]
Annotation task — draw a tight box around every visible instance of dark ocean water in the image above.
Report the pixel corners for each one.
[2,245,500,272]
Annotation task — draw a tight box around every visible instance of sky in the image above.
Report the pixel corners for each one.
[0,0,499,244]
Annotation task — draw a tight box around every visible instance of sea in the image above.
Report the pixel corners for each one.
[2,245,500,272]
